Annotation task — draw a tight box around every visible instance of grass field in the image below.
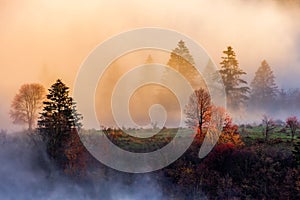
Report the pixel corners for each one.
[240,125,298,139]
[79,125,299,153]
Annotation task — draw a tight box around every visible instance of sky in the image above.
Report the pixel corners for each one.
[1,0,300,130]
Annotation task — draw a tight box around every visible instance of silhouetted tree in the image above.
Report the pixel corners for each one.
[249,60,278,109]
[185,88,211,136]
[10,83,45,131]
[286,116,299,143]
[162,40,201,87]
[38,79,83,174]
[219,46,249,110]
[262,115,276,141]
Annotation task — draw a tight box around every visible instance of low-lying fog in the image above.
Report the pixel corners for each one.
[0,132,164,200]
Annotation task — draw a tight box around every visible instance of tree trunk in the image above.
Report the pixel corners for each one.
[198,125,202,137]
[265,128,268,141]
[28,119,33,132]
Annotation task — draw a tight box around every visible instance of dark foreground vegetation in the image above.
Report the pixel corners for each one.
[1,125,300,200]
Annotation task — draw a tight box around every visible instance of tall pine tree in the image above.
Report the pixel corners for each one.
[219,46,249,110]
[162,40,201,88]
[38,79,84,174]
[249,60,278,110]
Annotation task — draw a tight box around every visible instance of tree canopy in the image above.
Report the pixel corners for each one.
[185,88,211,136]
[219,46,250,110]
[38,79,83,171]
[249,60,278,109]
[162,40,201,88]
[10,83,45,131]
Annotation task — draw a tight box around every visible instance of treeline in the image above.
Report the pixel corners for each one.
[164,41,300,117]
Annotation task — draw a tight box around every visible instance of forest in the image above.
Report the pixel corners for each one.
[2,39,300,200]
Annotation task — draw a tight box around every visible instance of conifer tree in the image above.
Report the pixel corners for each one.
[249,60,278,109]
[219,46,249,110]
[38,79,83,171]
[162,40,200,88]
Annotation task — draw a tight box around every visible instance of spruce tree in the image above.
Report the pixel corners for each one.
[38,79,83,169]
[162,40,201,88]
[249,60,278,109]
[219,46,249,110]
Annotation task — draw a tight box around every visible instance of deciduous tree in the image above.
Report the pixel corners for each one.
[286,116,299,142]
[218,114,244,147]
[185,88,211,136]
[10,83,45,131]
[262,115,276,141]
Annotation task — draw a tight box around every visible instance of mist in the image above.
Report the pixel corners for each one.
[1,0,300,128]
[0,131,164,200]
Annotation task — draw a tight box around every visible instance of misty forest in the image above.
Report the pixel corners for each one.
[1,40,300,199]
[1,1,300,200]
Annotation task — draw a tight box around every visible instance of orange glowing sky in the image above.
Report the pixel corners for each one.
[1,0,300,130]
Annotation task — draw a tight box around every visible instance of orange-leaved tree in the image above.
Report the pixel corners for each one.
[218,114,244,147]
[185,88,211,137]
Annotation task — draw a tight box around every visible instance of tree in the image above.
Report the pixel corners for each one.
[38,79,83,173]
[286,116,299,143]
[162,40,201,88]
[216,114,244,147]
[262,115,276,141]
[249,60,278,109]
[185,88,211,136]
[219,46,249,110]
[207,107,243,147]
[38,79,82,135]
[10,83,45,131]
[202,59,217,88]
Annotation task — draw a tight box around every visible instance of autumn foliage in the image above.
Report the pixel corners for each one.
[218,115,244,147]
[286,116,299,142]
[62,129,88,176]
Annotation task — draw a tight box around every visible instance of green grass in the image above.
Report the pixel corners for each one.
[80,125,299,152]
[79,128,195,153]
[239,125,299,148]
